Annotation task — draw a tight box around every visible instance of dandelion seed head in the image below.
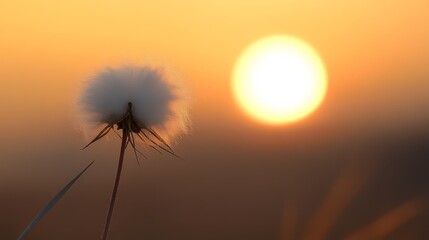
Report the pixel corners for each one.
[78,65,190,143]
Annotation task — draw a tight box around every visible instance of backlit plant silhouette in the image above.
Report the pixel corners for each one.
[78,65,189,239]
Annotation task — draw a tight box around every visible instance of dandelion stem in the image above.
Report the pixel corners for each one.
[102,127,128,240]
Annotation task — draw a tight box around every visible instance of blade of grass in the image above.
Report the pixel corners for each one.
[17,160,95,240]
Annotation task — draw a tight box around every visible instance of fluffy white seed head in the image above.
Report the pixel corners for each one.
[78,65,189,143]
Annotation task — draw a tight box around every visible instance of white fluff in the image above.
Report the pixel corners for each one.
[78,65,189,143]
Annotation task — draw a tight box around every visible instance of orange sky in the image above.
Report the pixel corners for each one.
[1,1,429,239]
[1,0,429,136]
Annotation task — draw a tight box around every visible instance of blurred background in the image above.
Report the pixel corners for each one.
[1,0,428,239]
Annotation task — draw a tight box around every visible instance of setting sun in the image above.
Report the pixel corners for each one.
[1,0,428,238]
[232,35,328,125]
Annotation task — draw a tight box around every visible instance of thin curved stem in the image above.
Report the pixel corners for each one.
[102,127,128,240]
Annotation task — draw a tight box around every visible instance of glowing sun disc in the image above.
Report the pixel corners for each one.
[232,35,328,125]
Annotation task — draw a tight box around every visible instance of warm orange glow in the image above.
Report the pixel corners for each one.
[232,36,327,125]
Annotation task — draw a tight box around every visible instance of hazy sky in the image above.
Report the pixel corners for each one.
[1,1,428,239]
